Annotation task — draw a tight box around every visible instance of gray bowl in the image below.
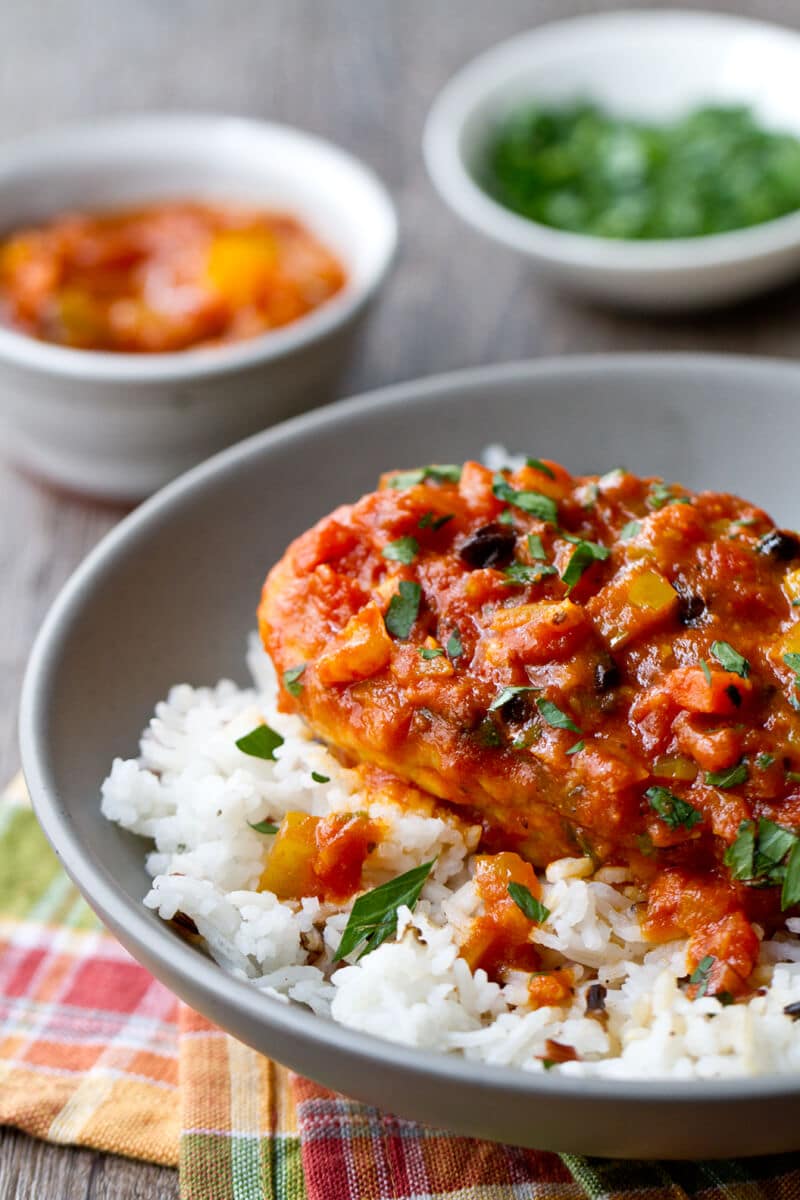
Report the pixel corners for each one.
[19,356,800,1159]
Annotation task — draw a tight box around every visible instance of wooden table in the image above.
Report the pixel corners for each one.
[3,0,800,1193]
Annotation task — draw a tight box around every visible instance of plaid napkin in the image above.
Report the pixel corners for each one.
[3,773,800,1199]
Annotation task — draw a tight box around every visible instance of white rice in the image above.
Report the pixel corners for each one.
[100,639,800,1078]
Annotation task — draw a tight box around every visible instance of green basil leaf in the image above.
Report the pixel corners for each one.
[282,665,305,697]
[620,520,641,540]
[248,819,279,835]
[446,627,463,660]
[385,581,422,640]
[724,820,755,879]
[756,818,797,866]
[561,539,610,590]
[536,697,581,734]
[527,533,547,561]
[785,653,800,675]
[503,562,558,586]
[236,724,284,761]
[700,659,712,685]
[647,481,689,510]
[382,536,419,564]
[489,685,538,712]
[705,762,748,789]
[333,859,435,962]
[388,465,461,489]
[645,786,703,831]
[782,840,800,910]
[566,739,585,755]
[419,646,444,660]
[756,753,775,770]
[507,881,550,923]
[418,511,454,531]
[710,640,750,679]
[525,457,555,479]
[690,955,715,999]
[492,473,558,524]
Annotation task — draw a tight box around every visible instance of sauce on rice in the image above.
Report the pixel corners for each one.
[259,458,800,998]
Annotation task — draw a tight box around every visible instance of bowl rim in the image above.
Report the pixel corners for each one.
[423,8,800,273]
[0,112,398,384]
[18,351,800,1106]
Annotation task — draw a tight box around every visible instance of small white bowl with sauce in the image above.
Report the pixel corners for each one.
[0,114,397,500]
[424,10,800,310]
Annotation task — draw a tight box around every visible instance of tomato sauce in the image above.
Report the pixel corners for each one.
[260,458,800,994]
[0,200,346,352]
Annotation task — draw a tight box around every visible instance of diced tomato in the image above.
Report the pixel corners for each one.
[664,666,753,716]
[259,810,380,902]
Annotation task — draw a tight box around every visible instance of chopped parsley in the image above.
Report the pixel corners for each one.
[333,860,435,962]
[647,481,690,510]
[387,464,461,489]
[235,724,284,761]
[384,581,421,640]
[756,753,776,770]
[489,684,538,712]
[446,627,463,660]
[382,536,419,564]
[419,646,444,660]
[497,509,515,526]
[503,561,557,586]
[724,818,800,909]
[645,785,702,831]
[561,539,610,590]
[527,533,547,561]
[705,762,748,789]
[690,955,715,999]
[620,520,641,540]
[311,771,330,783]
[507,881,550,923]
[566,739,585,755]
[418,511,454,531]
[282,665,305,697]
[784,654,800,710]
[699,659,712,685]
[536,697,581,734]
[710,640,750,679]
[492,473,558,524]
[525,457,555,479]
[248,819,279,835]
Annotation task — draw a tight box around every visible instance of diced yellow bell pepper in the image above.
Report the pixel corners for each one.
[259,812,319,900]
[206,229,278,307]
[652,755,698,782]
[587,565,678,650]
[628,569,678,612]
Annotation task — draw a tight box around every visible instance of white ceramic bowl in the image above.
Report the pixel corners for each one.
[0,114,397,500]
[424,10,800,310]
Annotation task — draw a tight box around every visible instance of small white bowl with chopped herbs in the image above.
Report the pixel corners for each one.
[424,10,800,310]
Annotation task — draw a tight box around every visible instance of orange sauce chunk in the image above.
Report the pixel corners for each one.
[0,201,346,352]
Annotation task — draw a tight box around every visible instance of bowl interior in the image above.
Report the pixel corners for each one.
[455,12,800,188]
[0,115,394,292]
[21,357,800,1156]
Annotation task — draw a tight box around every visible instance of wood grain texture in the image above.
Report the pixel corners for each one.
[2,0,799,1193]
